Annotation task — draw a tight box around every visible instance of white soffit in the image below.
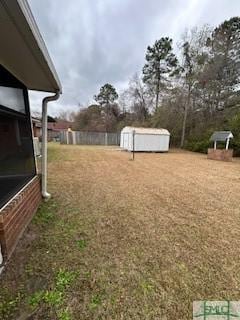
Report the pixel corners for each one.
[0,0,62,93]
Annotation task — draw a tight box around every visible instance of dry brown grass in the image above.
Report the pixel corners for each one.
[1,144,240,319]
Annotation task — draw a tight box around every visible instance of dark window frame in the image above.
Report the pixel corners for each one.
[0,65,37,208]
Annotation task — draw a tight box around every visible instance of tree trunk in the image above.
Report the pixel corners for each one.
[180,87,191,148]
[155,78,160,110]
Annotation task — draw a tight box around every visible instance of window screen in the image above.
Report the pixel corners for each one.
[0,67,36,208]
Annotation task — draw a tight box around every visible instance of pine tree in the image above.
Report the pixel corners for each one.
[94,83,118,106]
[203,17,240,111]
[94,83,119,131]
[142,37,178,110]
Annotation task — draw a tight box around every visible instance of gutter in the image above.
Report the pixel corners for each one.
[41,91,60,199]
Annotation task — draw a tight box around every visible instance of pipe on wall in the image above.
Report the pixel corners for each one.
[41,91,60,199]
[0,244,3,273]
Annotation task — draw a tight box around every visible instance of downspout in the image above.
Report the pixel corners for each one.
[41,91,60,199]
[0,244,4,274]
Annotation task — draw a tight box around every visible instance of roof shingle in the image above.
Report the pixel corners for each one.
[210,131,233,142]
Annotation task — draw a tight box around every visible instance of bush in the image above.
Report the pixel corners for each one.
[228,112,240,156]
[230,139,240,156]
[185,138,210,154]
[185,132,240,156]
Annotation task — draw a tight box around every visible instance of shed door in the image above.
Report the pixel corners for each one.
[123,133,129,149]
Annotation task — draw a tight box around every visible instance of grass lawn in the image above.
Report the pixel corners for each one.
[1,143,240,319]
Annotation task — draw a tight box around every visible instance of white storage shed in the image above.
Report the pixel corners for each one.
[120,127,170,152]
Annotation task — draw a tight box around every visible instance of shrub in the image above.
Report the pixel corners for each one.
[185,138,210,153]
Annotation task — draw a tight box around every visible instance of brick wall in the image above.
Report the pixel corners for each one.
[0,176,41,262]
[207,148,233,162]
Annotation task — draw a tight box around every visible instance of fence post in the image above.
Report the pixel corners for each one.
[66,131,69,145]
[72,131,76,145]
[105,132,108,145]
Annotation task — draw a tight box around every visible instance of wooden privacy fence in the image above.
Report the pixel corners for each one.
[60,131,120,146]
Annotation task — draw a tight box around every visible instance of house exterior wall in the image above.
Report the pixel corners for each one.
[48,129,59,141]
[33,125,42,138]
[0,176,41,262]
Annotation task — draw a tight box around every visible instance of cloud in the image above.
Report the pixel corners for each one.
[28,0,240,116]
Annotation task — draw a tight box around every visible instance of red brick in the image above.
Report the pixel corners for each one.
[0,176,42,261]
[207,148,233,162]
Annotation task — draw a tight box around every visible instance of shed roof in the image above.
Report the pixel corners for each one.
[210,131,233,142]
[0,0,61,93]
[121,126,170,135]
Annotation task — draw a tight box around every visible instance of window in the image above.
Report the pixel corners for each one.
[0,86,25,113]
[0,66,36,208]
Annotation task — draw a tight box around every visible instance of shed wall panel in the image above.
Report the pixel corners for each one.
[120,131,170,152]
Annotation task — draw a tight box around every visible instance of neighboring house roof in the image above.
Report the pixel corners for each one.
[0,0,61,93]
[121,126,170,136]
[32,117,72,131]
[210,131,233,142]
[32,117,41,124]
[48,121,73,131]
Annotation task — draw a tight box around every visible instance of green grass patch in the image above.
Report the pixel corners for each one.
[27,269,77,319]
[89,294,102,310]
[56,269,77,291]
[28,290,45,309]
[28,290,63,309]
[76,239,87,250]
[140,280,155,296]
[58,309,72,320]
[0,292,23,320]
[43,290,63,306]
[33,201,58,225]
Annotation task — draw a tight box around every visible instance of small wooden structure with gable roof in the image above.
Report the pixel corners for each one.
[208,131,234,162]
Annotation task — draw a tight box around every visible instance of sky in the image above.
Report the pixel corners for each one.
[28,0,240,116]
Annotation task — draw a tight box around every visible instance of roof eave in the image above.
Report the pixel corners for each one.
[16,0,62,93]
[1,0,62,94]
